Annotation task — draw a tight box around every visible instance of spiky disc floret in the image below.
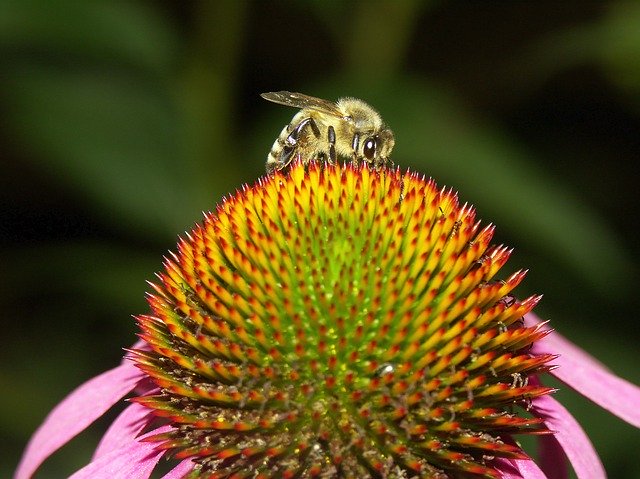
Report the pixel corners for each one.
[131,161,555,478]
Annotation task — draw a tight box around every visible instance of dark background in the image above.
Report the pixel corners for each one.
[1,1,639,477]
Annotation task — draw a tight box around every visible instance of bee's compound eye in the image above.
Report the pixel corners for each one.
[363,137,377,160]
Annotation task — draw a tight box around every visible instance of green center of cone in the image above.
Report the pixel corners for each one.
[132,162,555,478]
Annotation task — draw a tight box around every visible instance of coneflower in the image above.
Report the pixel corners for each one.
[16,161,640,479]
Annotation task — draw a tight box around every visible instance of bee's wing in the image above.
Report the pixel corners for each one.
[261,91,343,117]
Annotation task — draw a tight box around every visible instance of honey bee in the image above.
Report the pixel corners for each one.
[261,91,395,173]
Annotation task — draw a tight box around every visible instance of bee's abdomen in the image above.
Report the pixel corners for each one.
[265,123,291,172]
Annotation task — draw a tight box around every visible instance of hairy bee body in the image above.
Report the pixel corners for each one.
[261,91,395,173]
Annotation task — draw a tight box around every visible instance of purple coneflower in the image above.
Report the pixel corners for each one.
[16,161,640,478]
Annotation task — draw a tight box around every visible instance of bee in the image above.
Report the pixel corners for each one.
[261,91,395,173]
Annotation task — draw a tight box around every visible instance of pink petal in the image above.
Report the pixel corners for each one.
[161,459,195,478]
[493,456,547,479]
[124,339,149,357]
[93,402,152,459]
[125,341,161,396]
[532,394,606,479]
[15,362,144,479]
[538,429,569,479]
[527,313,640,428]
[69,425,171,479]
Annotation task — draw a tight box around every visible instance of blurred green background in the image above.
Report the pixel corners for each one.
[1,1,639,477]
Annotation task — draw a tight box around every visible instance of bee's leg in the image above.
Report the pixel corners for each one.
[278,143,296,170]
[351,132,360,166]
[280,117,320,168]
[327,125,336,163]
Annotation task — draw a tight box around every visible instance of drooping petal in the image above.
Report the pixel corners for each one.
[527,313,640,428]
[14,362,144,479]
[161,459,195,479]
[493,456,548,479]
[538,429,569,479]
[93,402,152,459]
[123,339,150,360]
[532,394,605,479]
[68,425,171,479]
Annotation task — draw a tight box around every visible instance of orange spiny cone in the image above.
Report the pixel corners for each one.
[131,161,555,478]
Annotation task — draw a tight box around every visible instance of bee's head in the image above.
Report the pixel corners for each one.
[360,127,395,168]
